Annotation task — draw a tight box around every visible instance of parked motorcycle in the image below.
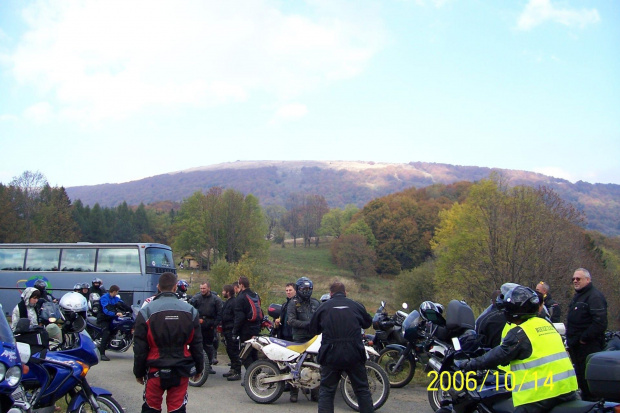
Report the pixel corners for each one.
[421,299,479,411]
[434,337,620,413]
[0,305,23,413]
[376,308,427,388]
[86,307,136,353]
[11,318,124,412]
[366,302,408,355]
[239,334,390,411]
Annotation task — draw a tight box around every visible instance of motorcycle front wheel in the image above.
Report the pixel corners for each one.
[377,348,415,388]
[244,360,284,404]
[75,395,124,413]
[188,350,209,387]
[340,361,390,411]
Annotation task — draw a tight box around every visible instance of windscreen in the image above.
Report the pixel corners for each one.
[145,247,174,273]
[0,304,14,343]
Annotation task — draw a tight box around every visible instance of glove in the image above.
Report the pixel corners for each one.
[454,359,472,371]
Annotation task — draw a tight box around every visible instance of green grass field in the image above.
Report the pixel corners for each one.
[176,239,403,314]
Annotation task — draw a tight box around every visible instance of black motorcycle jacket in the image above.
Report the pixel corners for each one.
[309,292,372,369]
[287,296,320,342]
[277,297,293,340]
[190,292,223,330]
[221,296,236,333]
[543,293,561,323]
[466,323,533,371]
[566,283,607,347]
[232,289,262,339]
[133,292,204,378]
[475,304,506,348]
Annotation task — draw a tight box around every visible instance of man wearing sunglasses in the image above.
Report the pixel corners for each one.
[566,268,608,401]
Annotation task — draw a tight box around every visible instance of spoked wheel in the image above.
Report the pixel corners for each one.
[340,361,390,411]
[427,374,451,412]
[76,395,124,412]
[188,350,209,387]
[244,360,285,404]
[377,348,415,388]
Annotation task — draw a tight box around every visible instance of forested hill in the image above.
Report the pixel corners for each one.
[65,161,620,237]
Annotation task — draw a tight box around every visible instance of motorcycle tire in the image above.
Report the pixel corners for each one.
[244,360,285,404]
[377,348,415,388]
[427,373,451,412]
[75,395,124,413]
[340,361,390,411]
[189,351,209,387]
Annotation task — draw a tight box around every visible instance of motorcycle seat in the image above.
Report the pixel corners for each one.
[279,335,320,354]
[548,400,600,413]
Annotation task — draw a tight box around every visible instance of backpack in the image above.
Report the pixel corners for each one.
[246,293,264,322]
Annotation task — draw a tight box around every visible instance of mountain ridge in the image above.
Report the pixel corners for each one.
[65,160,620,237]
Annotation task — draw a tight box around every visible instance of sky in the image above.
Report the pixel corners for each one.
[0,0,618,188]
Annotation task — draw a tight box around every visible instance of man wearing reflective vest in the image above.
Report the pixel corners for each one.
[458,283,578,412]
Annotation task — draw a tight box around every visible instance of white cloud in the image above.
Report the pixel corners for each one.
[533,166,575,182]
[517,0,600,31]
[23,102,53,123]
[0,114,19,122]
[270,102,308,124]
[9,0,384,122]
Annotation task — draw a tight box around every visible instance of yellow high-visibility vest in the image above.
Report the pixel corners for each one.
[510,317,577,406]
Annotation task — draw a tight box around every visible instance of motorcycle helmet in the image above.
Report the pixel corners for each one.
[91,277,103,287]
[80,282,90,290]
[34,279,48,293]
[320,293,330,303]
[295,277,313,300]
[419,301,441,321]
[59,292,88,332]
[497,283,539,322]
[73,283,82,292]
[177,279,189,293]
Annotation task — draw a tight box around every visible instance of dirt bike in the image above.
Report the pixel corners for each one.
[239,334,390,411]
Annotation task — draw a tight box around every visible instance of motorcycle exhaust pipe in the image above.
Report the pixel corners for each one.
[427,357,442,372]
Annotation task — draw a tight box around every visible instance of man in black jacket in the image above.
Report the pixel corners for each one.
[190,281,222,375]
[566,268,607,400]
[309,281,374,413]
[221,284,242,380]
[133,272,203,413]
[232,276,262,382]
[535,281,561,323]
[274,282,295,341]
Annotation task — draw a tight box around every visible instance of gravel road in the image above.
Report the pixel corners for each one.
[86,349,435,413]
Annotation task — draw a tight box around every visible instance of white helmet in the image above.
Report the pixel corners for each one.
[59,292,88,313]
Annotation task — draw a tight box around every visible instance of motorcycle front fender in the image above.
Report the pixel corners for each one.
[67,386,113,412]
[383,344,416,361]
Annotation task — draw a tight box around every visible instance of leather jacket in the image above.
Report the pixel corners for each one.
[287,296,320,342]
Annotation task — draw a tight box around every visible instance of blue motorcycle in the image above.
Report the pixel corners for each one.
[11,317,123,413]
[85,309,135,354]
[0,305,23,413]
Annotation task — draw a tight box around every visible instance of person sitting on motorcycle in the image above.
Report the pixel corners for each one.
[457,283,578,413]
[89,277,106,297]
[97,284,126,361]
[10,287,41,331]
[286,277,321,403]
[79,283,91,300]
[34,279,58,304]
[176,279,190,302]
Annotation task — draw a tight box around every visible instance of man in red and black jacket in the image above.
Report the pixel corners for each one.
[133,272,204,413]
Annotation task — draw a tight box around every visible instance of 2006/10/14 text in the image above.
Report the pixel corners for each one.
[427,370,554,392]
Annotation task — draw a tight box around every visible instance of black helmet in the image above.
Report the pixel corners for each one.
[497,283,539,322]
[177,279,189,293]
[80,282,90,290]
[73,283,82,292]
[34,279,48,293]
[295,277,313,300]
[92,277,103,286]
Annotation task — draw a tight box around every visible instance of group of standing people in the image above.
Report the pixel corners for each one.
[470,267,608,412]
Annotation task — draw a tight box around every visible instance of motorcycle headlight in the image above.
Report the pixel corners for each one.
[5,365,21,387]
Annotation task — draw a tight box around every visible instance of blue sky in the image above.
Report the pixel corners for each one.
[1,0,618,188]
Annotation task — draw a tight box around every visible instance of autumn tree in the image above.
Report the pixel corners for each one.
[331,234,377,279]
[319,204,359,239]
[10,171,48,241]
[431,176,595,311]
[35,185,80,242]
